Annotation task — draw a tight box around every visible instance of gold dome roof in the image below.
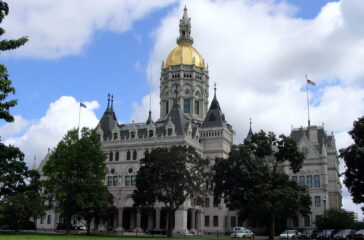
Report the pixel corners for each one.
[164,44,205,68]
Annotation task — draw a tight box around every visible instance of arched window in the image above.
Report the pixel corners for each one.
[115,152,119,161]
[109,152,113,161]
[127,151,131,160]
[133,150,137,160]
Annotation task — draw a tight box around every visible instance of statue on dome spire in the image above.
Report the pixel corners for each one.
[177,6,193,45]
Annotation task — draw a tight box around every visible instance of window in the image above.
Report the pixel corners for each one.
[315,196,321,206]
[40,216,44,224]
[109,152,113,161]
[231,216,236,227]
[167,128,173,136]
[131,176,136,186]
[47,215,51,224]
[131,131,135,139]
[184,99,190,113]
[107,176,112,186]
[149,130,154,137]
[314,175,320,187]
[292,176,297,182]
[304,215,310,227]
[293,217,298,227]
[194,101,199,114]
[213,196,219,208]
[113,133,117,139]
[299,176,305,186]
[127,151,131,160]
[204,198,210,208]
[133,150,137,160]
[205,216,210,227]
[113,176,118,186]
[125,176,131,186]
[307,175,313,188]
[115,152,119,161]
[213,216,219,227]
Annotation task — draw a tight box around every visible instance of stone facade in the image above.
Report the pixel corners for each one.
[35,7,341,234]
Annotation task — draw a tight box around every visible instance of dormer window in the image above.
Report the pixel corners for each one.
[131,131,136,139]
[113,133,117,140]
[168,128,173,136]
[149,130,154,138]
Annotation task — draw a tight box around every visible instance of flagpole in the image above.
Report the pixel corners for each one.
[306,75,310,127]
[78,103,81,137]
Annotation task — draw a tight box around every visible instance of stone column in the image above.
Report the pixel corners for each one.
[135,209,142,232]
[190,209,196,232]
[147,209,154,231]
[115,208,124,232]
[173,209,188,235]
[155,208,161,229]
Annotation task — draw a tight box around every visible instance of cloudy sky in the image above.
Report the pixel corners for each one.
[0,0,363,220]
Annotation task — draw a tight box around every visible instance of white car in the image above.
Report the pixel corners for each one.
[280,230,299,239]
[231,228,255,239]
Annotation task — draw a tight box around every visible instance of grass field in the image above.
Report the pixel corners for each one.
[0,233,230,240]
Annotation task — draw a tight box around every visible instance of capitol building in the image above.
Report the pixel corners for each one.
[37,8,341,235]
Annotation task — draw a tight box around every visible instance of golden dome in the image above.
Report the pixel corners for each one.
[164,44,205,68]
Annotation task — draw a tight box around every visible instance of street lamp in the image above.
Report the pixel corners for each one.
[323,198,327,239]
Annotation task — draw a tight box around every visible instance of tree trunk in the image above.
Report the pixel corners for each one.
[268,215,275,240]
[166,210,174,238]
[66,217,71,235]
[86,217,91,235]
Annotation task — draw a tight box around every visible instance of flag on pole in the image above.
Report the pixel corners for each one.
[80,102,87,108]
[307,79,316,86]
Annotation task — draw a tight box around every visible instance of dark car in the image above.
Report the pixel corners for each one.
[351,229,364,240]
[147,229,167,235]
[317,229,335,240]
[300,230,314,239]
[333,229,355,240]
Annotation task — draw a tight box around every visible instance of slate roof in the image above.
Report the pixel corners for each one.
[290,126,332,153]
[202,92,230,129]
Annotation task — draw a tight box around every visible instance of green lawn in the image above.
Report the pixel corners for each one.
[0,233,230,240]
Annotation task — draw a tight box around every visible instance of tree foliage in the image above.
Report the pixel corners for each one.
[133,145,210,237]
[214,131,310,240]
[316,208,356,230]
[340,116,364,213]
[43,128,110,234]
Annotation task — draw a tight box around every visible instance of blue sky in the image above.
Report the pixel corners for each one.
[1,0,363,219]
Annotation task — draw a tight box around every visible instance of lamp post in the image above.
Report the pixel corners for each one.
[323,198,327,239]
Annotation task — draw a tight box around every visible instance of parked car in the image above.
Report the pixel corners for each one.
[293,232,302,238]
[300,230,314,239]
[316,229,335,240]
[280,230,299,239]
[231,228,255,238]
[351,229,364,240]
[333,229,355,240]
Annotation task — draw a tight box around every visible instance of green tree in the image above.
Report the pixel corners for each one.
[316,208,356,230]
[133,146,211,237]
[214,131,311,240]
[0,169,45,233]
[43,128,110,234]
[340,116,364,214]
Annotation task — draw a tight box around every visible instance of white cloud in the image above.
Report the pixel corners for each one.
[4,96,100,167]
[3,0,177,59]
[0,115,30,139]
[128,0,364,218]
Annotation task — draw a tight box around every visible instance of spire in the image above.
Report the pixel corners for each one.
[111,95,114,110]
[177,6,193,45]
[146,110,152,124]
[209,83,221,110]
[107,93,110,110]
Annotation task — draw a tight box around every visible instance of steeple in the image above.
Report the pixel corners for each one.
[209,83,221,110]
[146,110,152,124]
[99,94,118,140]
[177,6,193,45]
[246,118,254,141]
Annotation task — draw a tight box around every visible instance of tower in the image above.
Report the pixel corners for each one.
[160,7,209,123]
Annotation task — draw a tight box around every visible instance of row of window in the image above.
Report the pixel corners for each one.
[39,215,52,225]
[109,150,137,161]
[292,215,311,227]
[292,175,321,188]
[163,73,203,80]
[204,215,219,227]
[183,99,200,114]
[202,131,222,138]
[107,175,136,187]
